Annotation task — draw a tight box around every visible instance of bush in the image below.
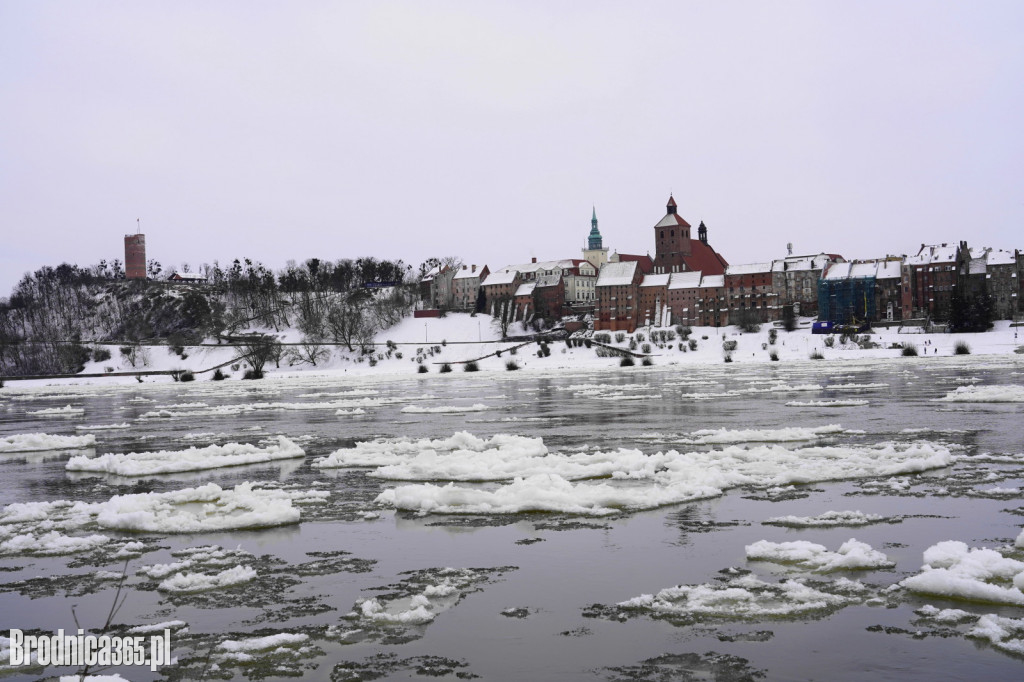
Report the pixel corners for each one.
[954,341,971,355]
[440,363,452,373]
[768,329,778,345]
[722,340,738,352]
[614,332,625,343]
[636,333,645,342]
[902,344,918,357]
[212,368,227,380]
[464,361,479,372]
[506,361,519,371]
[701,335,708,340]
[395,352,403,360]
[823,336,835,347]
[418,364,429,373]
[688,339,698,351]
[594,332,612,344]
[809,350,824,360]
[629,338,638,350]
[509,346,517,355]
[679,343,686,352]
[243,369,264,379]
[619,356,635,367]
[769,350,779,361]
[641,343,652,354]
[92,347,112,362]
[641,357,653,366]
[179,371,195,382]
[584,339,592,348]
[368,357,377,367]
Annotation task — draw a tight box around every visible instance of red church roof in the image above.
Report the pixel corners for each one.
[683,240,728,275]
[615,253,654,274]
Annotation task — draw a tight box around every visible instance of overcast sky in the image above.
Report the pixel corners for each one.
[2,1,1021,294]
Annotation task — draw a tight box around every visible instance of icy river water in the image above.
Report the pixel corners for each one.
[2,354,1024,681]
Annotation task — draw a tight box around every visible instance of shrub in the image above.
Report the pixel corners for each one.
[809,350,824,360]
[954,341,971,355]
[243,369,263,379]
[701,335,708,340]
[665,330,676,342]
[823,336,835,348]
[506,361,519,371]
[440,363,452,373]
[212,368,227,380]
[368,357,377,367]
[594,332,611,344]
[395,352,403,360]
[768,329,778,345]
[902,344,918,357]
[641,357,653,366]
[464,361,479,372]
[641,343,652,354]
[180,371,195,382]
[619,356,635,367]
[689,339,698,351]
[509,346,517,355]
[769,350,779,361]
[92,347,112,362]
[839,333,849,345]
[628,338,638,350]
[231,363,240,372]
[441,339,447,346]
[614,332,625,343]
[679,343,685,352]
[636,333,645,342]
[418,364,429,373]
[722,340,738,352]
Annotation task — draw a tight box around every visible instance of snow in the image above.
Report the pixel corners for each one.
[725,262,771,276]
[128,620,187,633]
[969,614,1024,655]
[0,433,95,453]
[934,385,1024,403]
[681,425,846,444]
[65,436,305,477]
[75,423,131,430]
[596,261,638,287]
[763,510,886,527]
[158,565,257,592]
[900,540,1024,605]
[745,539,894,572]
[786,400,868,407]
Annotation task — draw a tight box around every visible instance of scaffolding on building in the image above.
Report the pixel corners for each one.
[818,277,875,325]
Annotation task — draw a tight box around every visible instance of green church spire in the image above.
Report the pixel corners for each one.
[588,206,602,250]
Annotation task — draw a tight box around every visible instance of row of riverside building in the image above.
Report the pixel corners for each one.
[419,196,1023,333]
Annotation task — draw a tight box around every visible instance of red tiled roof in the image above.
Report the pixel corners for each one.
[667,195,677,208]
[616,253,654,274]
[682,240,728,276]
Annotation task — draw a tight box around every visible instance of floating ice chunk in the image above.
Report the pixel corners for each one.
[400,404,490,414]
[314,431,547,469]
[763,511,887,528]
[785,400,869,407]
[76,423,130,431]
[139,560,194,579]
[969,614,1024,655]
[934,385,1024,403]
[0,433,96,453]
[26,405,84,416]
[65,436,305,476]
[128,620,187,633]
[377,473,721,516]
[335,408,366,415]
[0,530,109,556]
[218,632,308,652]
[683,425,846,444]
[618,573,864,620]
[745,539,894,572]
[358,596,435,624]
[95,482,309,532]
[915,605,976,623]
[158,565,257,592]
[59,675,132,682]
[901,540,1024,605]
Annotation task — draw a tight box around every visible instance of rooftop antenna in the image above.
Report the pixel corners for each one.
[787,242,793,256]
[136,218,141,235]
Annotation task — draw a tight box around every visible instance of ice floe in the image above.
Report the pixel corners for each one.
[900,540,1024,605]
[745,539,894,572]
[25,405,84,416]
[75,423,131,431]
[158,565,257,592]
[681,425,847,444]
[969,614,1024,655]
[763,510,887,527]
[65,436,305,477]
[0,530,109,556]
[400,404,490,414]
[785,400,869,407]
[935,385,1024,403]
[0,433,96,453]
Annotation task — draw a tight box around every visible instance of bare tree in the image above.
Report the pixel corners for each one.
[237,335,278,378]
[290,340,331,366]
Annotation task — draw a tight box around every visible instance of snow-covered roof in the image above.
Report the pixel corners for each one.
[452,266,486,280]
[482,269,519,286]
[824,260,902,280]
[497,258,577,276]
[771,253,836,272]
[654,213,689,229]
[596,261,638,287]
[725,262,771,276]
[969,257,987,275]
[699,274,725,288]
[668,271,703,290]
[640,273,671,288]
[986,248,1017,266]
[514,282,536,297]
[420,266,441,282]
[535,274,561,288]
[906,244,961,265]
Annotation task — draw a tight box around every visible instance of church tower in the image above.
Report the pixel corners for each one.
[583,206,609,268]
[652,194,692,273]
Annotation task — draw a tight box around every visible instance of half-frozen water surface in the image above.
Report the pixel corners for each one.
[1,355,1023,680]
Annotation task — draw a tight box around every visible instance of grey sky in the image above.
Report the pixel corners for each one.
[2,1,1021,295]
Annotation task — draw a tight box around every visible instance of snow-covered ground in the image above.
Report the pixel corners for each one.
[8,314,1021,387]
